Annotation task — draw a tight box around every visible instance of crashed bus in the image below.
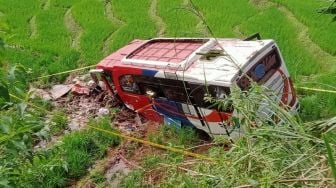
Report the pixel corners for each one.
[91,37,299,138]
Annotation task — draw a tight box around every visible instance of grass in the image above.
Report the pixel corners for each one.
[71,0,118,65]
[49,109,68,135]
[109,0,156,51]
[16,117,120,187]
[157,0,200,37]
[272,0,336,55]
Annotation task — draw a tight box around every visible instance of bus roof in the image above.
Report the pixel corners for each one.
[97,38,274,86]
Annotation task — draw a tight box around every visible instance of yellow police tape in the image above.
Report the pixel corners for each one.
[296,86,336,94]
[87,125,216,162]
[9,93,216,162]
[34,64,96,80]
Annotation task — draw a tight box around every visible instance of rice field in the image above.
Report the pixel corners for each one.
[1,0,336,187]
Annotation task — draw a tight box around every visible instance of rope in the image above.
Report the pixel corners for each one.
[296,86,336,94]
[8,93,217,162]
[32,64,96,80]
[87,125,216,162]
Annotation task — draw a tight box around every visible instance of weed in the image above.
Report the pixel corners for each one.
[90,170,106,185]
[119,170,144,188]
[143,155,162,169]
[49,109,68,135]
[13,117,120,187]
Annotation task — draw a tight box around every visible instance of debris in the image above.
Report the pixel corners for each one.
[97,107,109,116]
[30,88,52,100]
[71,83,90,95]
[50,84,72,99]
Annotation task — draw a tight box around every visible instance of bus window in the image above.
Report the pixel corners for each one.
[162,85,188,103]
[119,75,140,94]
[138,83,164,98]
[189,84,232,112]
[133,75,164,98]
[238,48,281,90]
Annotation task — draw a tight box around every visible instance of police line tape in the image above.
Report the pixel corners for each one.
[295,86,336,94]
[8,93,217,162]
[32,64,96,80]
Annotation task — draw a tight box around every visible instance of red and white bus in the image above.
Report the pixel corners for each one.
[91,38,299,138]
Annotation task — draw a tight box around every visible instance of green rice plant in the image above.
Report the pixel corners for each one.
[271,0,336,55]
[298,72,336,120]
[157,0,200,37]
[30,2,72,55]
[148,124,198,148]
[71,0,118,65]
[193,0,258,37]
[0,0,39,45]
[90,170,106,185]
[109,0,156,51]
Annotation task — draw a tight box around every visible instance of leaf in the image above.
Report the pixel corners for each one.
[323,133,336,183]
[0,123,9,134]
[0,180,11,188]
[7,65,16,82]
[17,102,27,116]
[0,85,9,102]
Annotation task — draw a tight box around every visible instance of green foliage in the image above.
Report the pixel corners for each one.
[49,109,68,135]
[14,117,120,187]
[0,65,48,186]
[1,0,336,187]
[272,0,336,55]
[110,0,156,51]
[119,170,144,188]
[143,155,161,169]
[148,125,198,147]
[323,132,336,182]
[90,170,106,185]
[157,0,199,37]
[71,0,118,65]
